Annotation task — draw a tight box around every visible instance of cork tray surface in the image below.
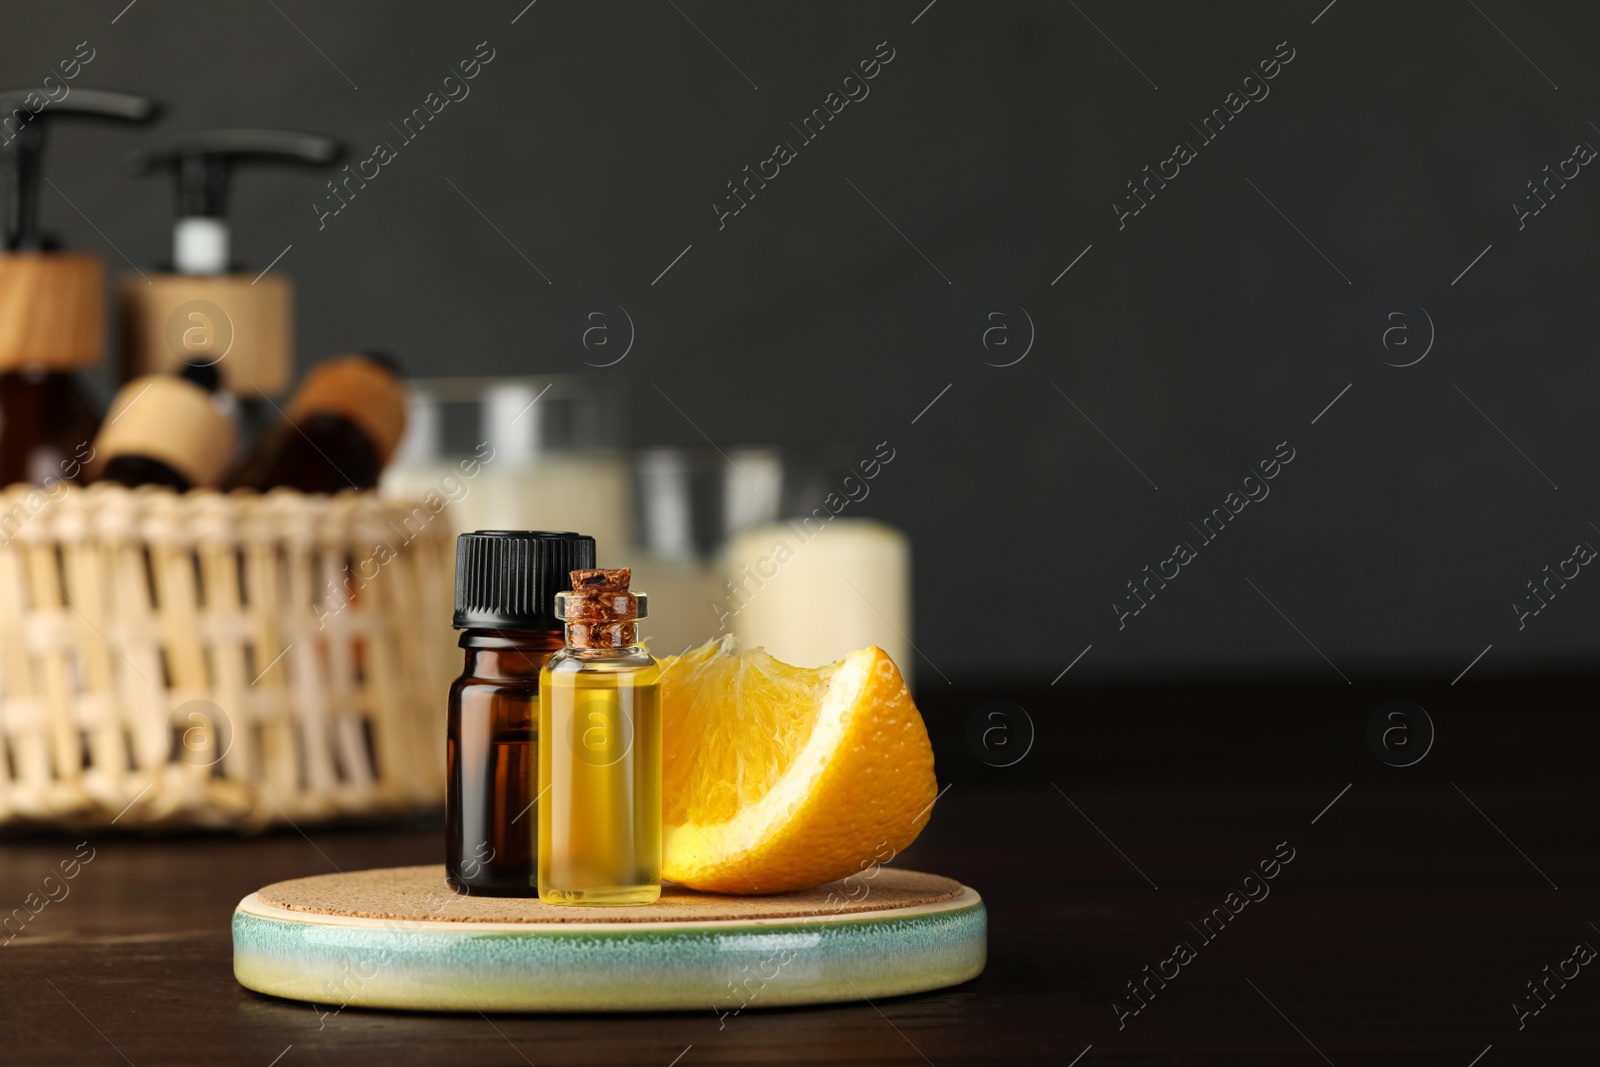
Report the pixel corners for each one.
[257,864,963,924]
[234,865,987,1011]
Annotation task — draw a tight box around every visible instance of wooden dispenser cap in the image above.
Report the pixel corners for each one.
[94,374,238,488]
[119,273,293,394]
[0,253,104,370]
[286,355,408,464]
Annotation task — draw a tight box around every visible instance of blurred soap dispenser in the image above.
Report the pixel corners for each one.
[0,88,158,486]
[92,363,237,491]
[119,129,342,439]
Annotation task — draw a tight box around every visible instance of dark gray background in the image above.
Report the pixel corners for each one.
[12,0,1598,684]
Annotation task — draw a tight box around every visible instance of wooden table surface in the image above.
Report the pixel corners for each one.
[2,682,1596,1065]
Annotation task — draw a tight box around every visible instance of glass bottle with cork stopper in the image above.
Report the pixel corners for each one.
[539,567,662,905]
[447,530,595,896]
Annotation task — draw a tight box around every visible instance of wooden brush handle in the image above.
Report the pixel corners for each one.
[94,375,238,488]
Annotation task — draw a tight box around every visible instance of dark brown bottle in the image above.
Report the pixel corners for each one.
[0,372,100,486]
[447,530,596,896]
[225,352,405,492]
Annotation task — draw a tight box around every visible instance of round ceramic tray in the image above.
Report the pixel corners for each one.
[233,865,986,1013]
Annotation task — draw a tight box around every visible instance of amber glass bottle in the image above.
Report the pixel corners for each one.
[446,530,595,896]
[0,373,100,486]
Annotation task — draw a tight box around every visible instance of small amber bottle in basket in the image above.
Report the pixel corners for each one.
[446,530,595,896]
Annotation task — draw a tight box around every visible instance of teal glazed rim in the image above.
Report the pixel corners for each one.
[233,885,987,1013]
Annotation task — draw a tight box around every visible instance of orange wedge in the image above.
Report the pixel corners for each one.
[657,636,937,894]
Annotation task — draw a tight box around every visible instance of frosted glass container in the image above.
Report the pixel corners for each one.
[722,518,912,680]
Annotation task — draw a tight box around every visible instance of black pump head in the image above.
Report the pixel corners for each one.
[0,88,158,251]
[126,128,342,220]
[126,128,342,274]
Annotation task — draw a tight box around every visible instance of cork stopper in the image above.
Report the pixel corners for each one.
[555,568,648,649]
[572,568,631,594]
[92,373,238,488]
[285,354,407,464]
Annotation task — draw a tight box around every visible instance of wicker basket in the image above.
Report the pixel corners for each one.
[0,483,456,831]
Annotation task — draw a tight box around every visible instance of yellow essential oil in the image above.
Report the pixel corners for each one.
[539,568,662,905]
